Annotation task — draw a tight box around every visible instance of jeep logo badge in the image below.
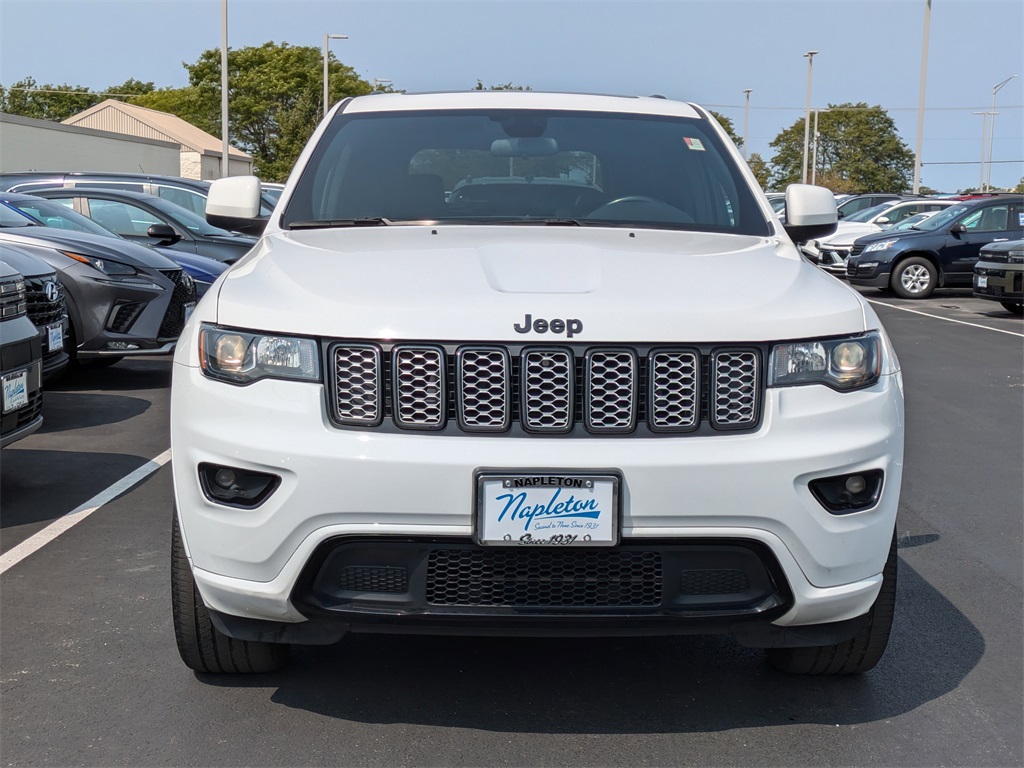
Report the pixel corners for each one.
[513,314,583,338]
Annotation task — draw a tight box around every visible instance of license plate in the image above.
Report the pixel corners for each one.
[977,275,988,289]
[475,471,620,546]
[2,369,28,413]
[184,302,197,323]
[46,323,63,352]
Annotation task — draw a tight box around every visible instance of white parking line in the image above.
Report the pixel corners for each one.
[866,298,1024,338]
[0,449,171,575]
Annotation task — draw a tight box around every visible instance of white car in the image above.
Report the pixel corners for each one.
[803,198,954,272]
[170,91,904,676]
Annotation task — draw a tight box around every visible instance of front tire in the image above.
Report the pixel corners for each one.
[1000,301,1023,315]
[171,511,288,673]
[891,256,938,299]
[766,533,897,675]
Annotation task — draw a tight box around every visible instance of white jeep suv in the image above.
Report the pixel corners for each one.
[170,92,903,675]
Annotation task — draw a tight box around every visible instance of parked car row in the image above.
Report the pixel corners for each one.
[0,192,202,413]
[0,171,278,234]
[770,188,1024,305]
[1,255,44,447]
[844,195,1024,300]
[0,168,293,448]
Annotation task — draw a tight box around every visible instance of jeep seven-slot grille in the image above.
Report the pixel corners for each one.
[328,342,762,436]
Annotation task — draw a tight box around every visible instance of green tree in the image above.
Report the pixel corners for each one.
[108,78,156,98]
[768,103,914,192]
[746,152,772,189]
[708,110,741,148]
[1015,177,1024,193]
[474,80,532,91]
[132,41,374,181]
[0,76,98,121]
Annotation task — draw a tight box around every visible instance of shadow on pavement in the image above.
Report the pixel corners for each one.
[53,358,172,393]
[199,557,983,732]
[0,450,157,533]
[37,391,152,433]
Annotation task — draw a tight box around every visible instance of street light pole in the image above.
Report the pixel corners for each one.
[323,33,348,118]
[742,88,752,161]
[811,109,826,186]
[220,0,229,178]
[801,50,818,184]
[986,74,1017,191]
[912,0,931,195]
[973,112,989,191]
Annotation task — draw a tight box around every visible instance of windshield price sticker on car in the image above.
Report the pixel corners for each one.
[2,369,29,413]
[46,323,63,353]
[476,472,620,546]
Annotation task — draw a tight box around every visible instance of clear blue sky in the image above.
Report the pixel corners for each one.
[1,0,1021,192]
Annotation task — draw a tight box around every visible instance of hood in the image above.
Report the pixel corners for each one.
[204,232,259,248]
[0,243,55,279]
[155,247,228,283]
[0,227,178,270]
[822,222,881,247]
[214,227,869,343]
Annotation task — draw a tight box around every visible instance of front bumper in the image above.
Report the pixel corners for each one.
[974,263,1023,305]
[172,360,904,638]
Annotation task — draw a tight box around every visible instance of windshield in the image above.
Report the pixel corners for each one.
[913,204,971,231]
[283,109,771,235]
[844,202,895,224]
[4,197,116,237]
[890,213,931,231]
[0,202,41,228]
[149,196,234,236]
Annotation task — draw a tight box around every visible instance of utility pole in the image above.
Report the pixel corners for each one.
[801,51,818,184]
[912,0,931,194]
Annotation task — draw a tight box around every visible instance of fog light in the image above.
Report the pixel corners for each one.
[845,475,867,494]
[214,468,237,489]
[199,463,280,508]
[809,470,884,514]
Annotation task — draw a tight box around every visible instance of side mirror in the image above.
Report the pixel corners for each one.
[949,223,967,235]
[207,175,263,231]
[146,223,182,245]
[782,184,838,243]
[875,216,891,225]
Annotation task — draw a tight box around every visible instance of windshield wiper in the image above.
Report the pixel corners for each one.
[288,217,392,229]
[476,218,586,226]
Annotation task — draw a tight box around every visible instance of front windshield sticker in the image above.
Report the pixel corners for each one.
[683,137,706,151]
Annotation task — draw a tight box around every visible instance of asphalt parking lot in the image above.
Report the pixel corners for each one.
[1,286,1021,767]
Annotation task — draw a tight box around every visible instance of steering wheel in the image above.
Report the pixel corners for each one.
[587,195,694,224]
[599,195,665,207]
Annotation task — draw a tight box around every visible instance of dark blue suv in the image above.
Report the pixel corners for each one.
[846,195,1024,298]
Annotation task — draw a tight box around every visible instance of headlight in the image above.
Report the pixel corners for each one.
[199,324,320,385]
[862,239,899,254]
[60,250,138,276]
[769,332,882,391]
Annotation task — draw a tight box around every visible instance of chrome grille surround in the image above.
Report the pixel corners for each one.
[326,342,764,436]
[585,349,638,432]
[392,345,446,429]
[711,350,760,429]
[648,349,700,431]
[457,347,511,432]
[331,343,383,426]
[521,347,573,433]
